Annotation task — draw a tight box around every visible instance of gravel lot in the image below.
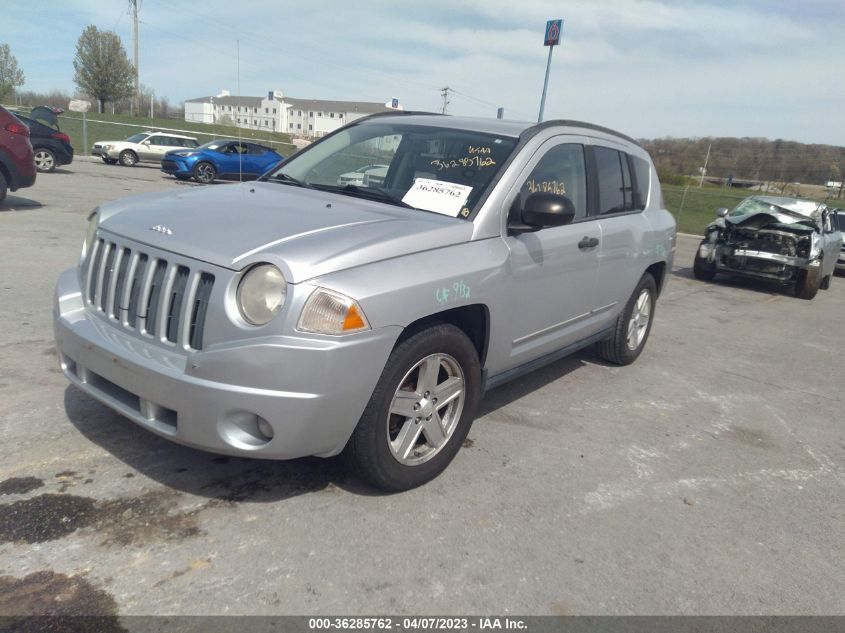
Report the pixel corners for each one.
[1,159,843,616]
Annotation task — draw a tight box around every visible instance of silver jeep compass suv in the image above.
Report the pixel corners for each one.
[54,113,676,490]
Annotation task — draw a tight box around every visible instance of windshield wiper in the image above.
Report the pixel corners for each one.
[267,172,313,188]
[313,184,414,209]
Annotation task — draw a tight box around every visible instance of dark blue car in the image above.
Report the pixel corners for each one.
[161,139,284,184]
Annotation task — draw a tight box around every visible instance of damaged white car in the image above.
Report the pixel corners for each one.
[693,195,842,299]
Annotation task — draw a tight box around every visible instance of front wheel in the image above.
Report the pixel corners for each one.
[193,161,217,184]
[795,265,821,300]
[693,246,717,281]
[119,150,138,167]
[343,323,481,491]
[33,148,57,173]
[596,273,657,366]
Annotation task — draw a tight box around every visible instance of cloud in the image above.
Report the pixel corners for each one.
[5,0,844,145]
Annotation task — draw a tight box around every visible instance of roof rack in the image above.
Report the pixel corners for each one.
[352,110,444,123]
[524,119,642,147]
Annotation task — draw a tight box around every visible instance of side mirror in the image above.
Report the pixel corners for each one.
[141,140,150,146]
[510,192,576,234]
[716,207,729,217]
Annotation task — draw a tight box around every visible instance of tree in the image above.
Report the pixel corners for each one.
[72,25,135,113]
[0,43,25,102]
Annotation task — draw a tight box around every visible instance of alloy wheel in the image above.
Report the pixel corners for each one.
[626,288,651,351]
[34,150,55,172]
[386,353,465,466]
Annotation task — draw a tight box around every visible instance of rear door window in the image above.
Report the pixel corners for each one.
[594,146,627,215]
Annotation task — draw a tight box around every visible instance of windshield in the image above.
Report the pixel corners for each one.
[833,211,845,232]
[125,133,149,143]
[729,197,819,222]
[263,122,517,219]
[197,140,228,151]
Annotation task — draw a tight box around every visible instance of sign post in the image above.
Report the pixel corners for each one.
[69,99,92,157]
[538,19,562,123]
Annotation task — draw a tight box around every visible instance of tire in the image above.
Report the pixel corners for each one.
[119,150,138,167]
[342,323,481,491]
[693,247,717,281]
[795,265,821,300]
[820,274,831,290]
[33,148,57,173]
[596,273,657,366]
[193,161,217,184]
[0,171,7,204]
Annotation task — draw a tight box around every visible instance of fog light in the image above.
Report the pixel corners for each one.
[219,411,274,449]
[257,417,274,440]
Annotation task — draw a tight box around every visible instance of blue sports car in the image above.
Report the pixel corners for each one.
[161,139,284,184]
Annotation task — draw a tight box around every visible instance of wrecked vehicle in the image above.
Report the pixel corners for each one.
[693,195,841,299]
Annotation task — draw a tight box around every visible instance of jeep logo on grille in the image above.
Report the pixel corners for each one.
[149,225,173,235]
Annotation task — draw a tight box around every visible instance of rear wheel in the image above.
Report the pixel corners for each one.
[693,246,717,281]
[119,150,138,167]
[795,265,821,300]
[343,323,481,491]
[596,273,657,366]
[33,148,57,173]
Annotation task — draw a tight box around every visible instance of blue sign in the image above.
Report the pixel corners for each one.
[544,19,562,46]
[391,98,399,109]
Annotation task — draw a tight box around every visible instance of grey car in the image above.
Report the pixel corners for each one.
[54,113,676,490]
[693,195,842,299]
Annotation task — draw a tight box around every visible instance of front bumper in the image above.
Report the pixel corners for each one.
[161,157,192,175]
[699,242,811,282]
[53,268,400,459]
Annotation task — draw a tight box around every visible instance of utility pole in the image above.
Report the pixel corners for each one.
[130,0,139,117]
[698,143,712,188]
[440,87,450,114]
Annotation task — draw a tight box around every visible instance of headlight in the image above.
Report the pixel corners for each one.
[297,288,370,335]
[103,144,114,150]
[237,264,287,325]
[81,211,98,261]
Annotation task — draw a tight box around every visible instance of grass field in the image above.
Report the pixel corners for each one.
[8,108,298,158]
[663,184,843,235]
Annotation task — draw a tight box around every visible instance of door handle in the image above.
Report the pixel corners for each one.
[578,236,599,250]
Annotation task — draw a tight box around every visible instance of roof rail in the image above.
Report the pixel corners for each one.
[523,119,642,147]
[352,110,444,123]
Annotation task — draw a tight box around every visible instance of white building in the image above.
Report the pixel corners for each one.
[184,90,402,138]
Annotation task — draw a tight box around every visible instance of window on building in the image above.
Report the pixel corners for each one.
[318,112,322,117]
[298,110,302,116]
[273,108,277,114]
[297,123,301,130]
[264,108,268,113]
[330,113,334,118]
[308,124,313,131]
[254,107,258,113]
[289,123,293,129]
[309,111,313,117]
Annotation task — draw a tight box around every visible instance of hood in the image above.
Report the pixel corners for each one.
[97,182,473,283]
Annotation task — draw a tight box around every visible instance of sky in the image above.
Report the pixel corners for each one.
[2,0,844,145]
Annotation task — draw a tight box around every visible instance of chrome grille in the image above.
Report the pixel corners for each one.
[84,238,215,350]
